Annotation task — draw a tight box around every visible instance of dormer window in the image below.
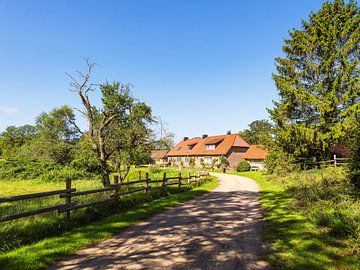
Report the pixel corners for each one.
[206,144,216,150]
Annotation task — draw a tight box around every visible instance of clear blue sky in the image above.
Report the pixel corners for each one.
[0,0,325,141]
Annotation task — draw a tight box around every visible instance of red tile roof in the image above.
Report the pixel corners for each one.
[242,145,268,159]
[167,134,249,157]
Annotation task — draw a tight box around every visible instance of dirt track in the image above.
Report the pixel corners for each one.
[49,172,269,270]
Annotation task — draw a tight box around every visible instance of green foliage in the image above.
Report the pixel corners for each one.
[348,122,360,193]
[234,169,359,269]
[219,156,229,169]
[265,147,298,175]
[189,157,195,167]
[269,0,360,168]
[239,119,273,145]
[35,105,79,143]
[0,125,37,158]
[236,160,251,172]
[70,139,101,174]
[0,158,61,180]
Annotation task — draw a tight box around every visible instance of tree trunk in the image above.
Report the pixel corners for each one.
[100,160,111,187]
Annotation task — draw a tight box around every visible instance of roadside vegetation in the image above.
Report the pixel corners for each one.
[234,168,359,270]
[0,176,218,270]
[0,167,203,254]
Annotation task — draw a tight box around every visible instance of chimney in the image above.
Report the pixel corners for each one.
[183,137,189,141]
[202,134,208,139]
[227,130,231,135]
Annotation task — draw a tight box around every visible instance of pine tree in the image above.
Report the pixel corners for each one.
[269,0,359,164]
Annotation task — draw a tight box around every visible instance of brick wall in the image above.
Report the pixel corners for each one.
[226,147,247,170]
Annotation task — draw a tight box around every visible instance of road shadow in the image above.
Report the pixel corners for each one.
[49,189,270,270]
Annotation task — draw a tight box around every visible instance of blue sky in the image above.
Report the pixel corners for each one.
[0,0,325,141]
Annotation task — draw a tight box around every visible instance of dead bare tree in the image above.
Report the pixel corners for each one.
[66,59,116,187]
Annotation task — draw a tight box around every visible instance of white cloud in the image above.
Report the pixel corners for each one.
[0,107,19,115]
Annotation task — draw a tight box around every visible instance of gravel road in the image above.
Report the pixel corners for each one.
[49,172,269,270]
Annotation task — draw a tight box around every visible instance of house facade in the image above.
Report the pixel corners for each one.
[242,144,268,171]
[166,132,251,170]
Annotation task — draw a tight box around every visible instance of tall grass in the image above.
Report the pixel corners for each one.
[233,168,359,269]
[0,167,200,253]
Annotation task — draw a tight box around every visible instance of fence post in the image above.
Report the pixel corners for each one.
[114,175,119,202]
[65,178,72,227]
[188,172,191,187]
[334,154,337,168]
[162,172,167,192]
[145,172,150,194]
[138,171,142,180]
[178,172,182,188]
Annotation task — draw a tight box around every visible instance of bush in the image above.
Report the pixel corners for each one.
[237,160,251,172]
[0,158,61,180]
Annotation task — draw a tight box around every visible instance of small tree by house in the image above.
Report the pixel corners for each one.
[219,156,229,170]
[189,157,195,167]
[200,158,205,169]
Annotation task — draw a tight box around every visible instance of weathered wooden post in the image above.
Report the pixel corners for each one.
[138,171,142,180]
[145,172,150,194]
[188,172,191,187]
[114,175,120,202]
[178,172,182,188]
[162,172,167,192]
[65,178,72,227]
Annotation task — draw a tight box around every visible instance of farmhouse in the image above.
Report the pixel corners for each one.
[167,132,247,170]
[151,150,169,166]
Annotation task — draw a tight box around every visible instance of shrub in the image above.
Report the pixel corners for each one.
[0,158,61,180]
[237,160,251,172]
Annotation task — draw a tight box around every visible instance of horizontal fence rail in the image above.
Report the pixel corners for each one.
[0,171,210,226]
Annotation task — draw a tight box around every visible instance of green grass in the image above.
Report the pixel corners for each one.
[0,177,218,270]
[232,169,359,270]
[0,167,201,253]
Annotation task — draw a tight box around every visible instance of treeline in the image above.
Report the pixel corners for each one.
[240,1,359,191]
[0,61,171,186]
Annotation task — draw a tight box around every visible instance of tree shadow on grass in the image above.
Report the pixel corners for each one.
[260,190,347,270]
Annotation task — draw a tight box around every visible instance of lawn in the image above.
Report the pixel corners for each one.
[0,177,218,270]
[232,169,359,270]
[0,167,205,254]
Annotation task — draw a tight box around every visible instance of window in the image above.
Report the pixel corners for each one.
[176,157,181,162]
[205,156,212,164]
[206,144,216,150]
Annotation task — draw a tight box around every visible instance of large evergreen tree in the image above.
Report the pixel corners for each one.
[269,0,359,164]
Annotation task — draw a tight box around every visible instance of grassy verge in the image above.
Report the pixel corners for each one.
[232,169,359,270]
[0,177,218,270]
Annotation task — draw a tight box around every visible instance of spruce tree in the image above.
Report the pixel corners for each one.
[269,0,359,164]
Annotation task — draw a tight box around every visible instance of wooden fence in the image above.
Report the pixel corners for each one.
[0,171,210,224]
[302,154,348,169]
